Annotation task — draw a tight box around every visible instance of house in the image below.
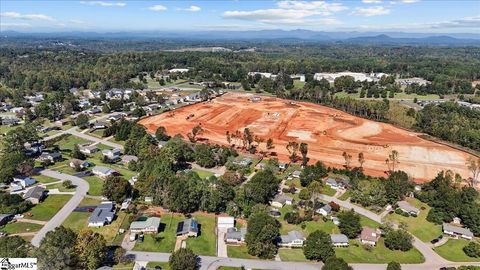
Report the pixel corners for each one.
[79,144,98,155]
[38,152,62,163]
[108,114,123,122]
[121,155,138,165]
[13,176,36,188]
[88,201,115,227]
[325,176,350,190]
[23,186,46,204]
[331,234,349,247]
[443,223,474,240]
[271,193,293,208]
[121,198,131,210]
[129,217,161,234]
[24,142,44,155]
[86,107,101,115]
[397,200,420,216]
[278,162,288,170]
[9,183,23,192]
[233,158,252,167]
[225,227,247,244]
[0,214,13,226]
[92,166,116,179]
[278,230,305,248]
[316,204,332,217]
[360,227,380,246]
[217,216,235,229]
[176,218,199,237]
[92,121,108,130]
[102,148,121,161]
[325,178,339,189]
[291,170,301,178]
[169,68,189,73]
[70,159,89,169]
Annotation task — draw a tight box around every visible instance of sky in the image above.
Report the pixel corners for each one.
[0,0,479,33]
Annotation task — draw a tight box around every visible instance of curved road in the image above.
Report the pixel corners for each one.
[30,169,89,247]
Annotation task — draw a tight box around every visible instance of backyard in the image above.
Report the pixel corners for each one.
[0,221,43,234]
[27,194,72,221]
[434,239,480,262]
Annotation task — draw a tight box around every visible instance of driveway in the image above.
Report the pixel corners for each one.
[30,169,89,247]
[217,228,228,258]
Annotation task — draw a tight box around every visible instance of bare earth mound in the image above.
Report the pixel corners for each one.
[139,92,475,182]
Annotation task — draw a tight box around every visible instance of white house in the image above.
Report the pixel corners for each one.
[278,230,305,248]
[169,68,189,73]
[92,166,116,179]
[443,223,474,240]
[12,176,36,188]
[218,216,235,229]
[79,144,98,155]
[102,148,121,161]
[316,204,332,217]
[397,200,420,216]
[331,234,349,247]
[271,193,293,208]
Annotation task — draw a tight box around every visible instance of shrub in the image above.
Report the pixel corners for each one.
[463,242,480,258]
[384,229,413,251]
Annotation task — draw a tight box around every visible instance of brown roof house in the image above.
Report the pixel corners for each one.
[360,227,381,246]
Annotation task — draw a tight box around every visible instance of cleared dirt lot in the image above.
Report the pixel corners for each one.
[139,92,475,182]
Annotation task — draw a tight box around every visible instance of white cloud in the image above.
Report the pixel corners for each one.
[429,15,480,29]
[400,0,419,3]
[70,19,85,24]
[0,22,32,28]
[148,5,167,11]
[178,5,201,12]
[0,11,55,21]
[362,0,383,3]
[79,1,126,7]
[223,1,346,26]
[352,6,391,16]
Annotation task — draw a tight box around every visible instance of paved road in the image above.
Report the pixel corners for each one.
[66,128,124,150]
[30,169,89,247]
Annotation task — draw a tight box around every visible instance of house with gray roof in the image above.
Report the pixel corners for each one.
[330,234,349,247]
[88,201,115,227]
[176,218,199,237]
[225,227,247,244]
[316,204,332,217]
[271,193,293,208]
[12,176,36,188]
[23,186,46,204]
[79,144,98,155]
[129,217,161,234]
[443,223,474,240]
[39,152,62,163]
[102,148,121,161]
[121,155,138,165]
[92,166,116,179]
[278,230,305,248]
[0,214,13,226]
[397,200,420,216]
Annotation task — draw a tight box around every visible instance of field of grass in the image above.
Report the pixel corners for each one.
[108,137,126,146]
[88,129,105,138]
[46,182,76,192]
[293,80,306,89]
[34,175,59,184]
[133,213,183,253]
[338,190,351,201]
[335,239,424,263]
[1,222,43,234]
[84,176,104,196]
[321,185,336,196]
[385,198,441,242]
[57,134,90,151]
[227,245,258,259]
[27,194,71,221]
[434,239,480,262]
[278,248,307,262]
[186,213,217,256]
[192,168,214,179]
[359,215,381,229]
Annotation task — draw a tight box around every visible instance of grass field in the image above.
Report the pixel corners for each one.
[338,190,351,201]
[146,262,170,270]
[186,213,217,256]
[57,134,90,151]
[133,213,183,253]
[34,175,59,184]
[84,176,104,196]
[227,245,258,259]
[321,185,336,196]
[0,222,43,234]
[192,168,215,179]
[278,248,307,262]
[293,80,306,89]
[46,182,76,192]
[434,239,480,262]
[27,195,71,221]
[385,198,441,242]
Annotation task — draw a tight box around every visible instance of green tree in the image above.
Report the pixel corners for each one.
[300,142,309,167]
[322,257,353,270]
[76,230,107,270]
[0,236,29,257]
[463,242,480,258]
[337,210,362,238]
[303,230,335,262]
[102,176,132,203]
[36,226,78,270]
[72,144,86,160]
[75,113,89,129]
[244,169,279,204]
[300,161,328,187]
[245,211,280,259]
[155,126,170,141]
[386,261,402,270]
[169,248,198,270]
[384,229,413,251]
[194,144,216,168]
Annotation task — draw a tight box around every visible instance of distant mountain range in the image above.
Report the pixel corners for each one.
[2,29,479,46]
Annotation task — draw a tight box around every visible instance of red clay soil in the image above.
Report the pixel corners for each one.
[139,92,476,182]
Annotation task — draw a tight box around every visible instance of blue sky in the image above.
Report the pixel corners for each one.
[0,0,479,33]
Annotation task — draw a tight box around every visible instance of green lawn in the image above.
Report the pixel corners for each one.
[321,186,336,196]
[27,195,72,221]
[146,262,170,270]
[34,175,59,184]
[0,222,43,234]
[293,80,306,89]
[112,262,135,270]
[133,213,183,253]
[84,176,104,196]
[192,168,215,179]
[385,198,441,242]
[227,245,257,259]
[336,239,424,263]
[186,213,217,256]
[78,197,102,206]
[360,215,381,229]
[434,239,480,262]
[278,248,307,262]
[89,129,105,138]
[338,190,351,201]
[46,182,76,192]
[57,134,90,151]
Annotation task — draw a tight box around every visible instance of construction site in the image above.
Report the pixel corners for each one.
[139,92,476,182]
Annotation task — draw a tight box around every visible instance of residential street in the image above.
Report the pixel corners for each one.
[30,169,89,247]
